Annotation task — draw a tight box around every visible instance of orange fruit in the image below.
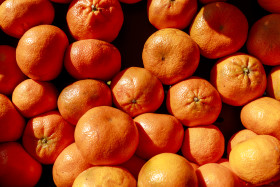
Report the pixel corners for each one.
[196,163,242,187]
[64,39,121,81]
[134,113,184,160]
[74,106,139,165]
[189,2,248,59]
[226,129,257,157]
[247,14,280,66]
[257,0,280,13]
[166,76,222,127]
[267,65,280,101]
[0,94,25,143]
[72,166,136,187]
[111,67,164,117]
[52,143,92,187]
[119,155,146,180]
[240,97,280,140]
[0,142,42,187]
[138,153,198,187]
[16,24,69,81]
[12,79,58,118]
[22,110,75,164]
[66,0,124,42]
[229,135,280,186]
[217,158,231,169]
[0,45,26,95]
[181,124,225,165]
[147,0,197,29]
[57,79,112,125]
[0,0,54,38]
[199,0,227,4]
[142,28,200,85]
[210,52,267,106]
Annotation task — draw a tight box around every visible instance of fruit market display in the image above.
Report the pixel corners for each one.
[1,0,280,186]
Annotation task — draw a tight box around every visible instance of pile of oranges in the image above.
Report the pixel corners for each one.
[1,0,280,186]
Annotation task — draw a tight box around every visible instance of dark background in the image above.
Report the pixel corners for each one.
[0,0,270,186]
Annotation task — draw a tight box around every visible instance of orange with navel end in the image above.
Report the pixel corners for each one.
[0,0,54,38]
[196,163,242,187]
[166,76,222,127]
[66,0,124,42]
[57,79,112,125]
[210,53,267,106]
[134,113,184,160]
[240,97,280,140]
[257,0,280,14]
[229,135,280,186]
[12,79,58,118]
[147,0,197,29]
[72,166,136,187]
[22,111,75,165]
[0,45,26,95]
[52,143,92,187]
[226,129,257,157]
[0,142,42,187]
[16,24,69,81]
[0,94,25,143]
[138,153,198,187]
[267,65,280,101]
[64,39,121,81]
[247,14,280,66]
[189,2,248,59]
[111,67,164,117]
[74,106,139,165]
[142,28,200,85]
[181,124,225,165]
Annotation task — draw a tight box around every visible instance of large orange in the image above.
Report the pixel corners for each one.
[166,76,222,127]
[72,166,136,187]
[229,135,280,186]
[181,124,225,165]
[196,163,242,187]
[240,97,280,140]
[0,94,25,143]
[16,24,69,81]
[134,113,184,160]
[0,45,26,95]
[57,79,112,125]
[247,14,280,66]
[142,28,200,85]
[111,67,164,117]
[189,2,248,59]
[138,153,198,187]
[22,111,75,164]
[74,106,139,165]
[52,143,92,187]
[12,79,58,118]
[66,0,124,42]
[64,39,121,81]
[210,52,267,106]
[0,0,54,38]
[257,0,280,13]
[147,0,197,29]
[0,142,42,187]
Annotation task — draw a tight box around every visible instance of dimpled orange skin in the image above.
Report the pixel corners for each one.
[166,76,222,127]
[142,28,200,85]
[64,39,121,81]
[0,0,54,38]
[74,106,139,166]
[111,67,164,117]
[210,53,267,106]
[147,0,197,30]
[247,14,280,66]
[189,2,248,59]
[16,25,69,81]
[66,0,124,42]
